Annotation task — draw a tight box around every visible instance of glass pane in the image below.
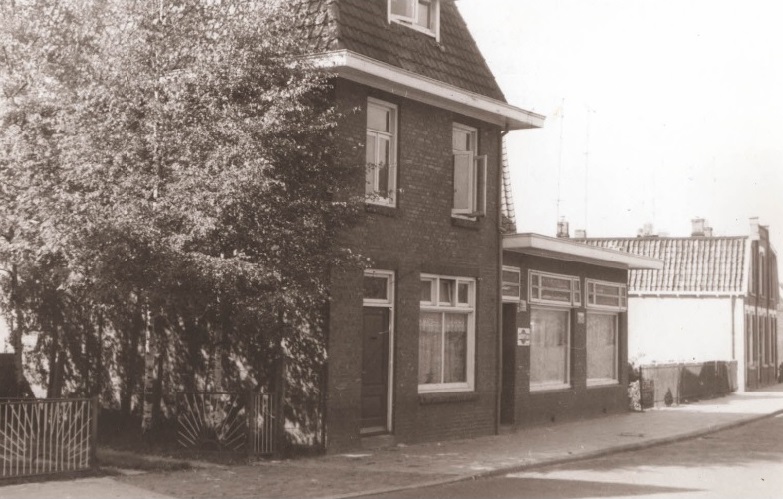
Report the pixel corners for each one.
[440,279,455,305]
[367,104,390,132]
[365,133,376,195]
[530,308,569,385]
[595,283,620,297]
[502,283,520,298]
[391,0,414,17]
[540,289,572,303]
[420,279,433,303]
[502,270,520,284]
[587,314,617,380]
[419,312,443,385]
[458,282,469,304]
[363,275,388,301]
[378,162,389,197]
[453,153,471,210]
[596,295,620,307]
[541,276,572,290]
[443,313,467,383]
[416,0,431,28]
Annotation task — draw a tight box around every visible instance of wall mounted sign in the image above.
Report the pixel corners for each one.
[517,299,527,313]
[577,311,585,324]
[517,327,531,346]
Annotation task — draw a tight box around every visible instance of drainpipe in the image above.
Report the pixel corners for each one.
[495,127,509,435]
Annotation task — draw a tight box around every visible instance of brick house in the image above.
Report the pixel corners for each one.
[298,0,544,451]
[577,218,780,392]
[501,233,661,427]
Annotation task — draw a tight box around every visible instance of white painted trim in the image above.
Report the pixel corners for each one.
[501,265,522,303]
[504,233,663,270]
[365,98,398,207]
[308,50,545,130]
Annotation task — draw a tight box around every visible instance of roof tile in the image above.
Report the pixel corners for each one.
[578,237,747,294]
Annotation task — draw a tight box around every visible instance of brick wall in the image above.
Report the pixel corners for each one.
[325,79,503,452]
[501,253,630,427]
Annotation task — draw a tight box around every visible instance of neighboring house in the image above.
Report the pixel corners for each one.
[500,233,662,427]
[577,218,780,392]
[298,0,544,451]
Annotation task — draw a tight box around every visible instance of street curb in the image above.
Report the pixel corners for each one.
[327,408,783,499]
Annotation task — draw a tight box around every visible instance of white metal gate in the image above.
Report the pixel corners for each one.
[0,398,97,479]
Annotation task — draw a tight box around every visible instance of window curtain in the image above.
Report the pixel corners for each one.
[419,312,442,384]
[530,308,569,384]
[587,314,617,380]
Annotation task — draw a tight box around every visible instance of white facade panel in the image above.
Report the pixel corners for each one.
[628,296,736,365]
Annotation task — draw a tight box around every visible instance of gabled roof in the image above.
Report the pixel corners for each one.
[577,237,748,295]
[500,138,516,233]
[296,0,506,101]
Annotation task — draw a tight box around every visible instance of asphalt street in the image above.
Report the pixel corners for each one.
[365,413,783,499]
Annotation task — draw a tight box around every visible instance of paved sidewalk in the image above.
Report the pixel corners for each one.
[4,386,783,499]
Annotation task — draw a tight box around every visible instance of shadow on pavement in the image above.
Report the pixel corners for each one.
[367,477,698,499]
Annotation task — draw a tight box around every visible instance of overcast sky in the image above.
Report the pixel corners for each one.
[458,0,783,261]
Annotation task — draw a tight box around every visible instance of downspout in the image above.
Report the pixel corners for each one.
[731,295,736,360]
[495,127,509,435]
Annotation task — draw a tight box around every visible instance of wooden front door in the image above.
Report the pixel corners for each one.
[361,307,390,433]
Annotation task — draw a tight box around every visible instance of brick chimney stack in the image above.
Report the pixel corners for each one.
[556,218,570,239]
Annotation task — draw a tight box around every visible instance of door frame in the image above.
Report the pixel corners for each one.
[362,269,395,434]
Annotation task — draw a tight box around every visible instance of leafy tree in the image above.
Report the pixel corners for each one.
[1,0,363,440]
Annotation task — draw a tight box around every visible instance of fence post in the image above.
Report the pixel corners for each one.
[89,396,99,468]
[246,389,256,458]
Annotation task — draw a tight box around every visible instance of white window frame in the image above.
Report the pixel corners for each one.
[451,123,487,218]
[502,266,522,303]
[388,0,440,41]
[528,270,581,307]
[366,98,398,207]
[418,274,476,393]
[585,279,628,312]
[363,269,395,433]
[529,305,571,392]
[586,311,620,387]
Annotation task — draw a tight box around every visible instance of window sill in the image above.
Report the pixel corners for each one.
[587,379,620,388]
[365,203,399,218]
[530,383,571,393]
[451,216,481,230]
[419,391,479,405]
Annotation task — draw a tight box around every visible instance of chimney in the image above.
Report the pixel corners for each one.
[750,217,760,239]
[556,218,570,239]
[574,229,587,239]
[638,223,654,237]
[703,226,713,237]
[691,218,707,237]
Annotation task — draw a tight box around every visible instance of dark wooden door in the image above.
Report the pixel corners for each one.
[361,307,390,433]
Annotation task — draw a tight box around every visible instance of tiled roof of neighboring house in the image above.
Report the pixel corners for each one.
[577,237,748,294]
[500,138,516,233]
[295,0,507,102]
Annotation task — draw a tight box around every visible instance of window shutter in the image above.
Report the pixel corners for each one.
[453,152,472,213]
[474,155,488,216]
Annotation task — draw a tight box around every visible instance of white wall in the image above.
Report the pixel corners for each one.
[628,296,736,365]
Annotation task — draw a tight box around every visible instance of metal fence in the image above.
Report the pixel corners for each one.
[1,398,97,479]
[176,392,279,456]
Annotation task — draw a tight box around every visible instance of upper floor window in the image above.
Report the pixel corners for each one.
[452,123,487,218]
[529,271,581,307]
[389,0,440,39]
[366,98,397,207]
[586,279,627,311]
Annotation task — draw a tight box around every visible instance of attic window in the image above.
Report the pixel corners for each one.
[389,0,440,40]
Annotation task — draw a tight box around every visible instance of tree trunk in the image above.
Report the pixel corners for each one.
[9,265,24,387]
[141,306,157,433]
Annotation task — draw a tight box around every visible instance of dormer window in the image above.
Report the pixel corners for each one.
[389,0,440,40]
